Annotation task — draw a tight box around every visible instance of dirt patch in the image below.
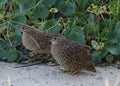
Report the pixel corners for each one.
[0,62,120,86]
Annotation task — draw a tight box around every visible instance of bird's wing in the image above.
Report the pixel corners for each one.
[65,41,92,61]
[28,35,40,48]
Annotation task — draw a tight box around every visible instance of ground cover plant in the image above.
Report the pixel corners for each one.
[0,0,120,64]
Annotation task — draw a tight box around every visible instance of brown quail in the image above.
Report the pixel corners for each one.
[20,25,55,63]
[50,35,96,74]
[21,25,55,53]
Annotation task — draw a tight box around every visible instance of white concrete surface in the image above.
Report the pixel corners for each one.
[0,62,120,86]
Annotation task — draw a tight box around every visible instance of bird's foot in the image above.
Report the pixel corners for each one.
[29,51,38,57]
[21,58,40,64]
[60,67,69,72]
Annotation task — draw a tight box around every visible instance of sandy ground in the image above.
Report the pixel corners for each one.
[0,62,120,86]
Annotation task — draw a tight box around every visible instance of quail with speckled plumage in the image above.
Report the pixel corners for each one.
[20,25,57,64]
[20,25,54,54]
[50,35,96,74]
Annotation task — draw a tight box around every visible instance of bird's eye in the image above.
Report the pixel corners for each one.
[54,37,57,40]
[22,27,25,29]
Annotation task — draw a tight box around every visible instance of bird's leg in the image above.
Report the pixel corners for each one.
[26,51,38,63]
[26,53,52,63]
[47,56,59,66]
[29,51,38,58]
[42,53,52,63]
[21,51,42,64]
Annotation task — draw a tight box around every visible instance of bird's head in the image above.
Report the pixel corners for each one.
[20,25,33,32]
[49,35,66,45]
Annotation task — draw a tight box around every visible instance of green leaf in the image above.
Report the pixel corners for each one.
[0,0,8,6]
[50,24,62,33]
[70,12,86,18]
[110,38,118,44]
[16,0,28,4]
[114,22,120,41]
[115,22,120,34]
[12,15,26,24]
[34,6,49,19]
[91,40,98,48]
[0,39,8,48]
[75,0,88,12]
[9,15,26,29]
[16,50,23,62]
[41,0,56,7]
[44,19,62,33]
[106,55,114,64]
[92,48,108,64]
[8,30,22,47]
[107,43,120,55]
[7,49,18,62]
[38,24,45,30]
[109,2,120,16]
[89,13,95,22]
[54,0,65,8]
[99,48,109,59]
[44,19,56,29]
[59,1,76,16]
[92,51,102,64]
[106,30,117,40]
[0,48,8,59]
[20,0,36,11]
[106,30,118,44]
[26,16,39,25]
[66,25,86,45]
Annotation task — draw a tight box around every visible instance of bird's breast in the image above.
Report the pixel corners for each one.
[22,33,38,51]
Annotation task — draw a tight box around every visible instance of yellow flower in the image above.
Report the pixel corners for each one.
[50,8,58,13]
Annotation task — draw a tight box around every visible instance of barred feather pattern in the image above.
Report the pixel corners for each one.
[51,36,96,74]
[21,25,55,53]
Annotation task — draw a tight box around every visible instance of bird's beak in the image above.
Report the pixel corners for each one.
[49,38,52,42]
[19,28,22,32]
[19,26,24,32]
